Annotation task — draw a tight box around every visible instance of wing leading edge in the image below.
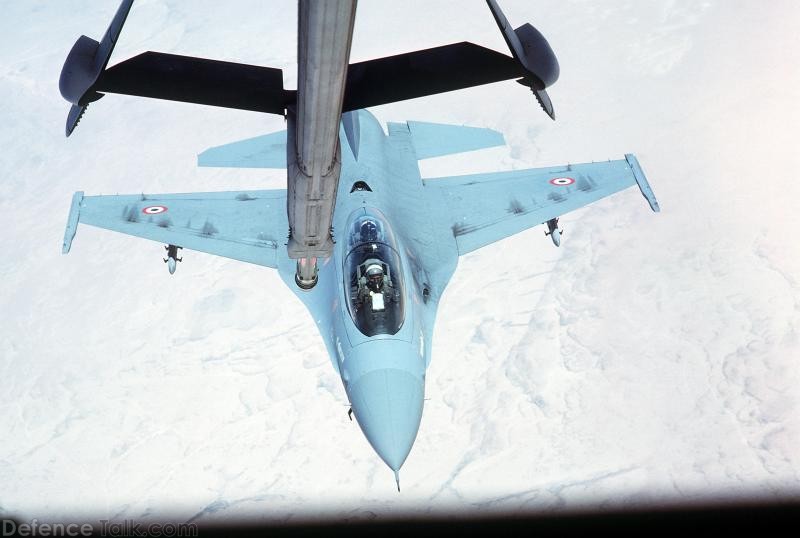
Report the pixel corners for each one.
[426,154,659,256]
[63,190,288,269]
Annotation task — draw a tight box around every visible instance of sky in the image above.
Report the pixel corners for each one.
[1,0,799,524]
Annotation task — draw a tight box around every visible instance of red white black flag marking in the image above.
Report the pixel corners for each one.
[142,205,168,215]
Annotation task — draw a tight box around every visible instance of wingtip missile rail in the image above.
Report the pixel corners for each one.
[625,154,660,212]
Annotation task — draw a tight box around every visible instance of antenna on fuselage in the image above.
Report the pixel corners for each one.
[394,470,401,492]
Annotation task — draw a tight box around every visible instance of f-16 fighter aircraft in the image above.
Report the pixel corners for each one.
[59,0,659,489]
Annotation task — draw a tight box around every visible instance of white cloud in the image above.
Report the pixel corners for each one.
[0,0,798,523]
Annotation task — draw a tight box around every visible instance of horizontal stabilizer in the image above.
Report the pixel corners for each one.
[198,130,287,168]
[406,121,505,159]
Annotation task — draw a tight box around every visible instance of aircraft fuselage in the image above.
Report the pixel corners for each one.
[276,109,459,475]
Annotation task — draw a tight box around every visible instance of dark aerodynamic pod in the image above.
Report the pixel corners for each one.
[58,0,134,136]
[514,23,560,89]
[59,35,104,106]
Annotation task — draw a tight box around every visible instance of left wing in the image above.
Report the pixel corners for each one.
[425,154,659,255]
[63,190,287,268]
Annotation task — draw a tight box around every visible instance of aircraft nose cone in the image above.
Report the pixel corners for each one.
[348,368,424,471]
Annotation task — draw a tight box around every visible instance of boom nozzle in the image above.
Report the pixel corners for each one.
[295,256,319,290]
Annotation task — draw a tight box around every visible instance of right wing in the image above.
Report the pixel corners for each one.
[63,189,287,269]
[425,154,659,256]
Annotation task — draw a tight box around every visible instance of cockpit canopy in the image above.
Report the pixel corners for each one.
[343,210,405,337]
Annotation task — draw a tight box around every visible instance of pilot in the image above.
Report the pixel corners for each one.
[366,264,385,293]
[355,261,398,310]
[360,220,379,243]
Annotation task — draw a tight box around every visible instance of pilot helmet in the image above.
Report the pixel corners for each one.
[360,220,379,242]
[366,263,384,290]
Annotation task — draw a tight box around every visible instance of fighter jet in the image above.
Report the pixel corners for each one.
[59,0,659,489]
